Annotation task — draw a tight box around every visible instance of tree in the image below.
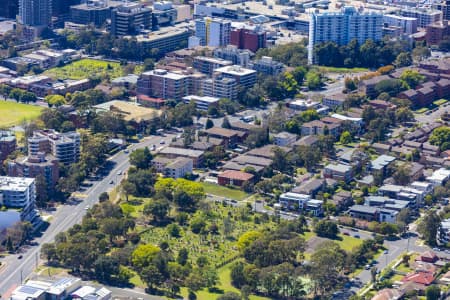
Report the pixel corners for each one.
[143,199,170,224]
[305,71,322,90]
[374,79,403,98]
[45,94,66,107]
[99,192,109,202]
[393,164,411,185]
[400,70,425,89]
[121,181,136,202]
[340,131,352,145]
[370,267,377,283]
[314,220,338,238]
[310,241,346,296]
[41,243,57,262]
[425,285,441,300]
[430,126,450,151]
[394,52,412,67]
[417,211,441,245]
[129,147,152,169]
[205,118,214,129]
[230,261,246,288]
[177,247,189,265]
[94,255,119,282]
[131,244,160,271]
[237,231,262,251]
[222,117,231,129]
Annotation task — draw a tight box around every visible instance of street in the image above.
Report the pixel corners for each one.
[0,134,175,298]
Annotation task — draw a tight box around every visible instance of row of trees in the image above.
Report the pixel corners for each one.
[231,220,383,298]
[313,38,429,68]
[0,85,37,103]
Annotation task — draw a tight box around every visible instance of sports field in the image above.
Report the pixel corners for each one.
[0,101,43,127]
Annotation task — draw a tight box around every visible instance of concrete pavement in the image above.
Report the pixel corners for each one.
[0,134,175,297]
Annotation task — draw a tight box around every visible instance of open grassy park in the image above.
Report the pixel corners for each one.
[44,59,127,80]
[201,182,249,201]
[0,101,43,127]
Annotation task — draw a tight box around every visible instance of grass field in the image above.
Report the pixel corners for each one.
[415,107,429,114]
[316,66,369,73]
[201,182,249,201]
[44,59,125,80]
[0,101,43,127]
[434,99,448,106]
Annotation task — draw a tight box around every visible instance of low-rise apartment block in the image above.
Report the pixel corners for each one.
[28,130,80,165]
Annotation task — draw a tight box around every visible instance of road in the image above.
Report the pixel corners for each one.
[0,134,175,298]
[415,102,450,124]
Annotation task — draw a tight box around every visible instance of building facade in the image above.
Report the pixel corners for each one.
[308,6,383,64]
[137,69,190,100]
[19,0,52,27]
[195,17,231,47]
[111,3,151,36]
[28,130,80,165]
[230,27,266,52]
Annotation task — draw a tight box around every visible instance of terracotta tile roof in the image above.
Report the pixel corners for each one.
[219,170,254,181]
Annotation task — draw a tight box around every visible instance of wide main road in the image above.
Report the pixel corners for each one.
[0,134,174,297]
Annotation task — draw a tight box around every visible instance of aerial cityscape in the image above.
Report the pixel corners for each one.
[0,0,449,299]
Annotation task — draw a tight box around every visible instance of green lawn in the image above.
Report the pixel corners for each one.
[181,265,270,300]
[415,107,429,114]
[44,59,125,80]
[201,182,249,201]
[434,99,448,106]
[335,234,364,251]
[0,101,43,127]
[316,66,369,73]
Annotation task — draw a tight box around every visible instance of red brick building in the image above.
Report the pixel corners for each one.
[218,170,254,187]
[426,21,450,45]
[230,28,266,52]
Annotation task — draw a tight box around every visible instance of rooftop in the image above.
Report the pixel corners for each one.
[219,170,254,181]
[159,147,204,158]
[214,65,256,76]
[371,155,396,170]
[0,176,34,192]
[93,100,161,122]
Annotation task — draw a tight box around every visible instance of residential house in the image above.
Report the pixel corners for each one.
[323,163,353,182]
[291,178,324,197]
[348,205,379,221]
[204,127,245,148]
[322,93,346,109]
[158,147,204,167]
[279,192,323,216]
[301,120,340,137]
[218,170,254,187]
[427,168,450,186]
[273,132,297,146]
[330,190,353,211]
[370,155,396,178]
[163,157,193,179]
[361,75,391,98]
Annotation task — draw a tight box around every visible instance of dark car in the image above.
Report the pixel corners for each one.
[18,255,23,259]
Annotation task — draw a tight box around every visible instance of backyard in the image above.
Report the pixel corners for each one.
[44,59,137,80]
[0,101,43,127]
[201,182,249,201]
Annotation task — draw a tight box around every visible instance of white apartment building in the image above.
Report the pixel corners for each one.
[28,130,81,165]
[383,14,418,34]
[182,95,220,111]
[195,17,231,47]
[164,157,193,179]
[203,76,237,100]
[399,8,442,28]
[308,6,383,64]
[0,176,40,228]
